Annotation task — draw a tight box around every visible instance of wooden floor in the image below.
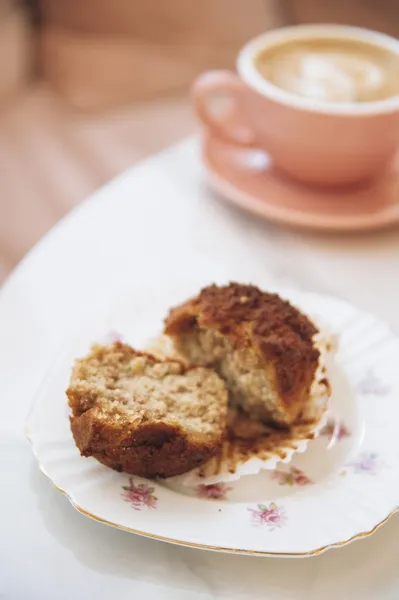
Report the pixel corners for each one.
[0,84,196,283]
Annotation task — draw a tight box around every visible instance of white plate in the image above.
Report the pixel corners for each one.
[26,280,399,557]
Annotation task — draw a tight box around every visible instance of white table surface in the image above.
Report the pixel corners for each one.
[2,138,399,600]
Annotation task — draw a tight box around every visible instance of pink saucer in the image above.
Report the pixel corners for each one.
[202,134,399,232]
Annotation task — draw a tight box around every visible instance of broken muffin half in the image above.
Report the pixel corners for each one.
[164,283,321,427]
[67,342,228,477]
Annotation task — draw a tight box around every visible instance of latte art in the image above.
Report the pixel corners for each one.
[255,39,399,103]
[270,52,389,103]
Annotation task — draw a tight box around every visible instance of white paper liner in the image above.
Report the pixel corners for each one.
[147,327,335,486]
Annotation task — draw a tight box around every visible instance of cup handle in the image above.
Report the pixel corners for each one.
[191,70,257,147]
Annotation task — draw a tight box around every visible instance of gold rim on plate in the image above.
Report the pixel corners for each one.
[25,424,398,558]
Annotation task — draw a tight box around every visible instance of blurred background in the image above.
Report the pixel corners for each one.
[1,0,398,283]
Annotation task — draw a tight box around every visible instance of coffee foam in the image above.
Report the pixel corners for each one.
[255,38,399,104]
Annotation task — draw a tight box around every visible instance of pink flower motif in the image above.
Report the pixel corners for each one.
[103,330,124,344]
[349,452,381,475]
[321,419,351,441]
[122,477,158,510]
[271,466,312,487]
[196,482,232,500]
[357,369,390,396]
[248,502,286,529]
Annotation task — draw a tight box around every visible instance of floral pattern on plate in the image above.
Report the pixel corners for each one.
[348,452,382,475]
[196,483,232,500]
[248,502,286,530]
[103,330,124,344]
[321,419,351,441]
[122,477,158,510]
[357,369,390,396]
[271,466,312,487]
[27,285,399,555]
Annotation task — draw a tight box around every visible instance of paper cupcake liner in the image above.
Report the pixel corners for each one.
[147,327,334,486]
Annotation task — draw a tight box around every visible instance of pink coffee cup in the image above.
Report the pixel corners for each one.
[192,25,399,186]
